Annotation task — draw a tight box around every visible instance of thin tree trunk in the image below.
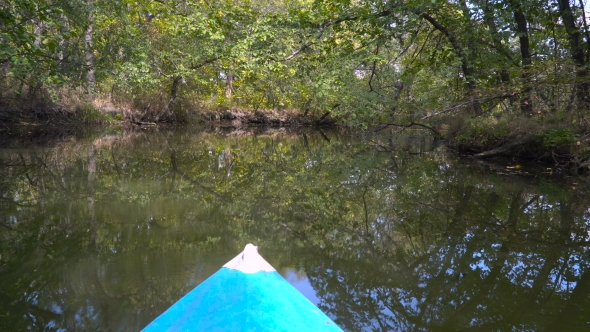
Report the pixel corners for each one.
[225,69,233,99]
[580,0,590,63]
[303,98,312,116]
[460,1,485,115]
[85,0,96,99]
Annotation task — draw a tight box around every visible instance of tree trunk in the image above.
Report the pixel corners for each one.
[303,98,312,116]
[225,69,233,99]
[460,1,484,115]
[579,0,590,63]
[509,0,533,114]
[558,0,590,112]
[158,75,181,122]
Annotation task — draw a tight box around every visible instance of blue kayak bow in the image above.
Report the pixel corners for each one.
[142,244,342,331]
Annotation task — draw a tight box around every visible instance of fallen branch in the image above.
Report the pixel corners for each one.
[474,136,536,158]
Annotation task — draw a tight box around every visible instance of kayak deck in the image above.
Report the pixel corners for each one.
[142,244,342,331]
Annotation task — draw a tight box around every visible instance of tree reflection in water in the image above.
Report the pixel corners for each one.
[0,127,589,331]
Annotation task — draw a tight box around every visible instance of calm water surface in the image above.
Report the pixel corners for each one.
[1,126,589,331]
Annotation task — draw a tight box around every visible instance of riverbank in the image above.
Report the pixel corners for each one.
[0,92,335,129]
[2,92,589,175]
[442,115,590,175]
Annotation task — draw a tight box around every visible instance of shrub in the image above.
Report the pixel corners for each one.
[539,128,578,149]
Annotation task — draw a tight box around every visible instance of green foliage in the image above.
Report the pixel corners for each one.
[539,128,578,149]
[0,0,87,85]
[2,0,590,129]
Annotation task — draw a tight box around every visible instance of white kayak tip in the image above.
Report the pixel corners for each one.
[223,243,276,273]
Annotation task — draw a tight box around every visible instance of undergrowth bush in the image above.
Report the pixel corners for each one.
[538,128,578,150]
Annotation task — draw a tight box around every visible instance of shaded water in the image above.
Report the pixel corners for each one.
[1,126,589,331]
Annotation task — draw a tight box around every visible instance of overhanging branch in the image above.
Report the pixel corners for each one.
[189,56,220,70]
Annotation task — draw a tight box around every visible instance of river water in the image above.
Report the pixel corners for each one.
[0,126,589,331]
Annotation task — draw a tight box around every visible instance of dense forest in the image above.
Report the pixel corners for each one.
[2,0,590,162]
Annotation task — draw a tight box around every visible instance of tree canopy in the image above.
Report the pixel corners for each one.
[1,1,590,129]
